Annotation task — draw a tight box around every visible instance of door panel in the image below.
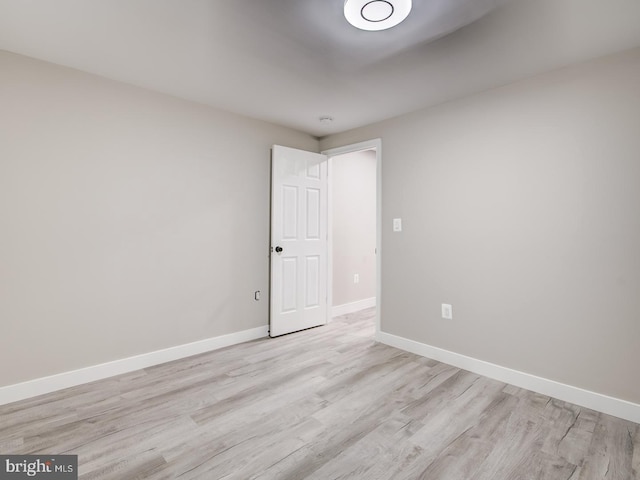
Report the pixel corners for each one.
[270,145,328,337]
[281,258,297,313]
[305,255,320,308]
[282,186,298,239]
[306,188,321,239]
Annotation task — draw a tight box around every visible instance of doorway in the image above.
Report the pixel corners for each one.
[323,139,381,336]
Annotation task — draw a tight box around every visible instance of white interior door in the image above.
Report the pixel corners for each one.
[270,145,328,337]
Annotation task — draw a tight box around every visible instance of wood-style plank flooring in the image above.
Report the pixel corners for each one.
[1,308,638,479]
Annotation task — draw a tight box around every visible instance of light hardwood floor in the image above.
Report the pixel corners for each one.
[1,308,638,479]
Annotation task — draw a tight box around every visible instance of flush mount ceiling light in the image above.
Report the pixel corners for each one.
[344,0,412,31]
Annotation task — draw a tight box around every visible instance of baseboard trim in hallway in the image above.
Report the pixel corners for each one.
[376,330,640,425]
[332,297,377,317]
[0,325,269,406]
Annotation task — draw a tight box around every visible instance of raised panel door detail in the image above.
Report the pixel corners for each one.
[306,188,320,240]
[281,257,297,313]
[282,185,298,240]
[305,255,320,308]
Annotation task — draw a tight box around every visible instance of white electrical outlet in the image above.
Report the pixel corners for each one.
[441,304,453,320]
[354,274,360,284]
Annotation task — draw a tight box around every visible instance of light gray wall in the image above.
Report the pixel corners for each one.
[332,150,377,307]
[0,51,318,387]
[321,47,640,404]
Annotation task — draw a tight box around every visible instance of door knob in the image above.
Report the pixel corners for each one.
[275,246,283,253]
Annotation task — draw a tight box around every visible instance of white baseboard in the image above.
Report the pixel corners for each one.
[0,325,269,407]
[376,331,640,425]
[332,297,377,317]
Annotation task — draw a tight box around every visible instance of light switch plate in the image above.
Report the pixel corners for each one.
[441,304,453,320]
[393,218,402,232]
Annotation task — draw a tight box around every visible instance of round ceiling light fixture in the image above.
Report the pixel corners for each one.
[344,0,412,31]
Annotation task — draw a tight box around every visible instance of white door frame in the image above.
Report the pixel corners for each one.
[322,139,382,338]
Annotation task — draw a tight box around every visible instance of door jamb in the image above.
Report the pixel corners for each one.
[322,139,382,338]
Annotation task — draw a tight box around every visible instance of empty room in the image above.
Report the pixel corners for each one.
[1,0,639,479]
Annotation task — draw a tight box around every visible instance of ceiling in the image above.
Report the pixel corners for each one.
[1,0,639,137]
